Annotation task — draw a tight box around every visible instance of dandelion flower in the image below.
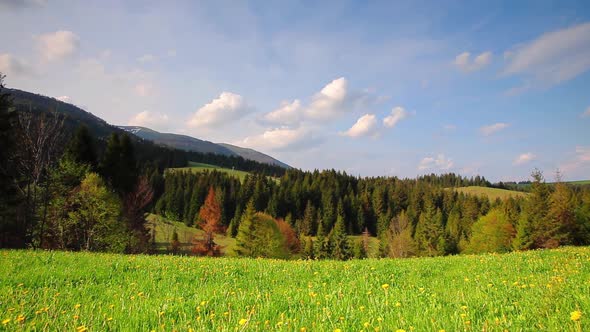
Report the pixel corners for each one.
[239,318,248,326]
[334,329,342,332]
[381,284,390,290]
[2,319,10,325]
[571,311,582,321]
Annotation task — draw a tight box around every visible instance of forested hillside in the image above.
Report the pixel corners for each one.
[1,76,589,259]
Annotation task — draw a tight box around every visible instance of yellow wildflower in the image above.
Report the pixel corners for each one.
[239,318,248,326]
[16,315,25,323]
[571,310,582,321]
[2,319,10,325]
[381,284,389,290]
[76,326,87,332]
[334,329,342,332]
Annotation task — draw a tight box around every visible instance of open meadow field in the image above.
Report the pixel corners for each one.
[452,186,528,201]
[168,162,252,182]
[1,247,588,331]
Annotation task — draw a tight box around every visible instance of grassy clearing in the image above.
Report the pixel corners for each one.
[168,162,251,182]
[452,186,528,200]
[1,247,588,331]
[146,214,236,255]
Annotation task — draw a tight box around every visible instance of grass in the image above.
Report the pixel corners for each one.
[167,162,251,182]
[452,186,528,200]
[1,247,588,331]
[146,214,236,255]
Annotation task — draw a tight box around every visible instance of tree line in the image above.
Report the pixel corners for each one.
[156,167,590,259]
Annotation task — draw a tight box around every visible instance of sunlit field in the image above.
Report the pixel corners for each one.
[1,247,588,331]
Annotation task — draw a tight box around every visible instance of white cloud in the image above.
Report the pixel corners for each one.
[138,54,157,63]
[56,95,71,103]
[188,92,252,128]
[418,154,454,170]
[0,53,32,76]
[513,152,536,165]
[583,106,590,117]
[261,77,374,126]
[342,114,378,138]
[262,99,302,126]
[480,122,510,136]
[443,124,457,131]
[36,30,80,62]
[454,51,492,72]
[238,126,320,151]
[305,77,349,120]
[128,111,169,130]
[305,77,371,121]
[503,22,590,86]
[383,106,408,128]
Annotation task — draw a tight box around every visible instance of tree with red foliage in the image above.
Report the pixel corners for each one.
[192,187,224,256]
[275,218,300,253]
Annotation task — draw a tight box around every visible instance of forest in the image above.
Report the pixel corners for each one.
[1,74,589,259]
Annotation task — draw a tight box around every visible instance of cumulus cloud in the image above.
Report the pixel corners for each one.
[503,22,590,86]
[480,122,510,136]
[305,77,349,120]
[0,53,32,76]
[262,99,302,126]
[454,51,492,72]
[559,146,590,177]
[305,77,372,121]
[342,114,378,138]
[238,126,321,151]
[383,106,408,128]
[513,152,536,165]
[36,30,80,62]
[261,77,374,126]
[418,154,454,170]
[188,92,252,128]
[128,111,169,130]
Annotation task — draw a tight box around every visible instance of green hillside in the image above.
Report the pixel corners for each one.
[453,186,528,200]
[168,161,251,182]
[2,247,588,331]
[146,214,236,255]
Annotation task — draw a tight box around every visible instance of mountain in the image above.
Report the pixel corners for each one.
[120,126,234,156]
[121,126,291,169]
[218,143,290,169]
[5,88,289,175]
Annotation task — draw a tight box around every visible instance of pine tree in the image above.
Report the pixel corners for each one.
[314,218,330,259]
[234,200,256,256]
[329,201,350,260]
[64,125,97,169]
[302,236,314,259]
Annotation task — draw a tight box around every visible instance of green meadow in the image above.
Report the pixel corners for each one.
[452,186,528,201]
[168,162,252,182]
[1,247,588,331]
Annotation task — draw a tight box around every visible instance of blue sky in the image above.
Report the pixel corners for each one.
[1,0,589,181]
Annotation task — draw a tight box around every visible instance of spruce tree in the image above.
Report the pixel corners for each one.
[234,200,256,256]
[64,125,97,169]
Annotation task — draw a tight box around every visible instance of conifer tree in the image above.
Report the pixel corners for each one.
[64,125,97,169]
[234,199,256,256]
[329,200,350,260]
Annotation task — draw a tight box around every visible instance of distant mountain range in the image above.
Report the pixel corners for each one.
[119,126,290,168]
[7,88,290,169]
